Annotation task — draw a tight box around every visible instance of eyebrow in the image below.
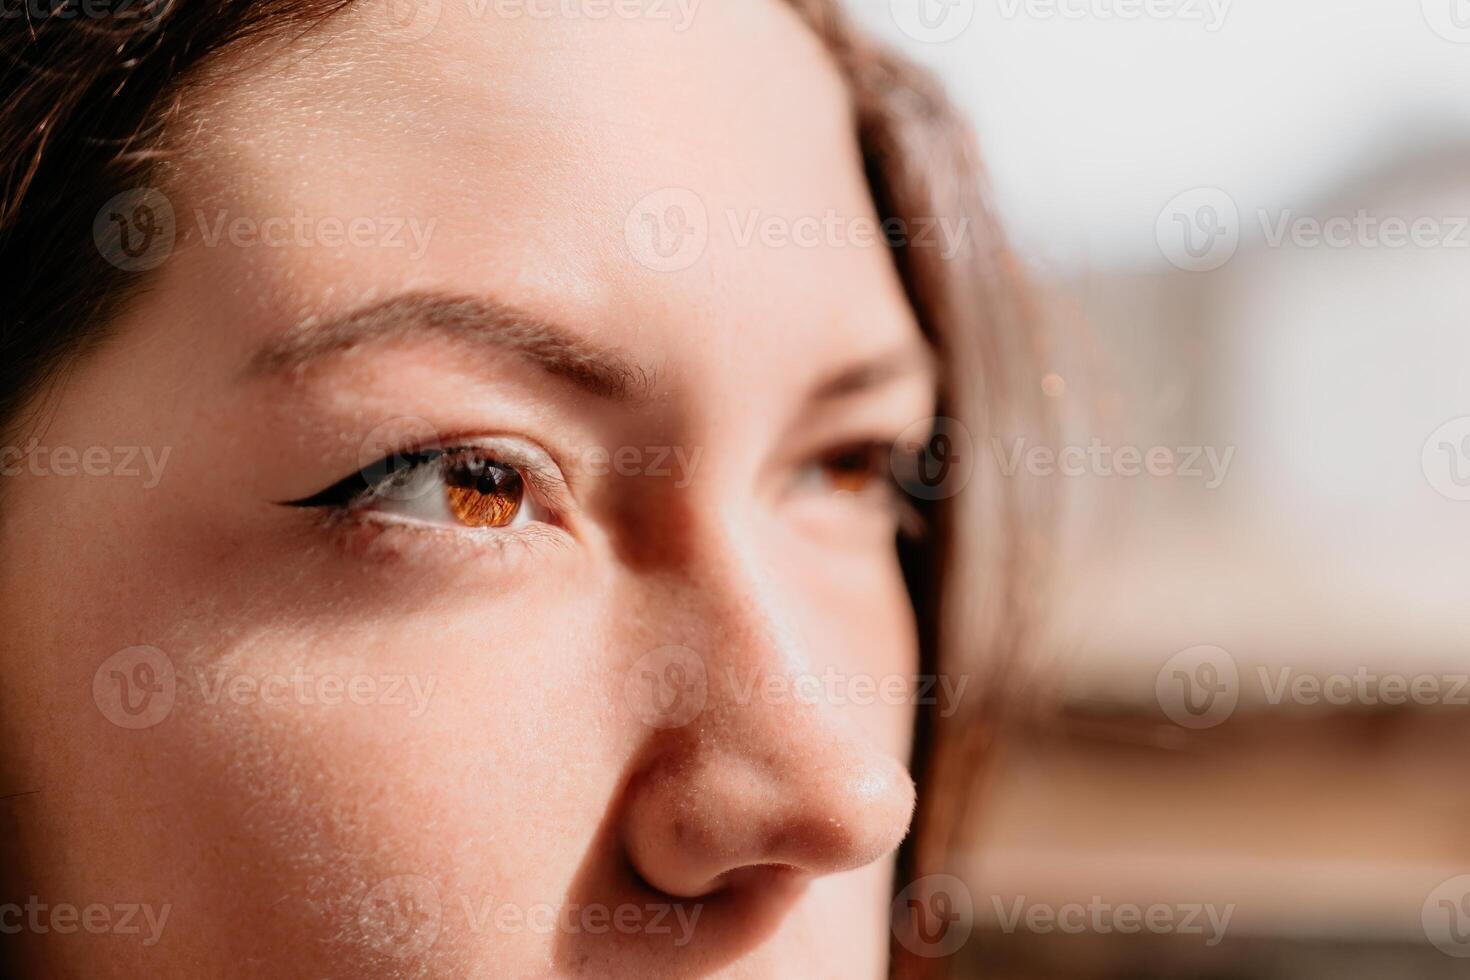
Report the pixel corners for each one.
[807,341,937,404]
[247,290,651,401]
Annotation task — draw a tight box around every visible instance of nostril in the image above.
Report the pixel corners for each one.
[624,849,664,897]
[626,839,805,902]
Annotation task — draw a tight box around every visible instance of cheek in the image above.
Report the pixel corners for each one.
[1,501,624,972]
[163,607,621,952]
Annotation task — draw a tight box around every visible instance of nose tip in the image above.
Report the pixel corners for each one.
[621,736,916,899]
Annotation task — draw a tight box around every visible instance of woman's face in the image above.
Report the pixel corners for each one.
[0,1,933,976]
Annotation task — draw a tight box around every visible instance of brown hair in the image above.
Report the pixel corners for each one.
[785,6,1053,976]
[0,2,1050,976]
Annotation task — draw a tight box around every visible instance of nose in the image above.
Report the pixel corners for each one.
[621,724,916,898]
[618,582,917,899]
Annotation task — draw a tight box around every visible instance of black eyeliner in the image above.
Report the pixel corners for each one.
[279,449,446,509]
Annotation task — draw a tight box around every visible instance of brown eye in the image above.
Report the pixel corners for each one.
[820,444,886,494]
[443,454,525,528]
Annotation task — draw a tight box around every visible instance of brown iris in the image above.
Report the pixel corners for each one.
[821,444,884,494]
[443,454,525,528]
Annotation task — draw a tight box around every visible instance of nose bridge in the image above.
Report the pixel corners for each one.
[616,537,916,899]
[623,531,819,732]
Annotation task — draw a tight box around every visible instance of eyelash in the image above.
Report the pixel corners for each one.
[284,436,925,547]
[800,439,927,539]
[283,443,561,532]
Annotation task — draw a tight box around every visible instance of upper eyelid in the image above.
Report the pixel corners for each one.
[282,438,570,511]
[770,432,903,479]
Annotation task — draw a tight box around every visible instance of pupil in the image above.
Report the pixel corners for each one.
[444,454,525,528]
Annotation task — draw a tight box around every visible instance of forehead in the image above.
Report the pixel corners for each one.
[162,0,919,382]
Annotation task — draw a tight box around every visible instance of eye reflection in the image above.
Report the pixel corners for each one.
[819,444,888,495]
[444,455,524,528]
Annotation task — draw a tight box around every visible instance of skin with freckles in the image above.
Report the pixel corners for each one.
[0,1,934,976]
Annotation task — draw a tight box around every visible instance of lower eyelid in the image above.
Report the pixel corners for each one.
[329,509,571,562]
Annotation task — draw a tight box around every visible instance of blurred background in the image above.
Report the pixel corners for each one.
[851,1,1470,976]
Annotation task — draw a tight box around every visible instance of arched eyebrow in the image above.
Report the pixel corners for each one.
[807,342,936,404]
[246,290,653,401]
